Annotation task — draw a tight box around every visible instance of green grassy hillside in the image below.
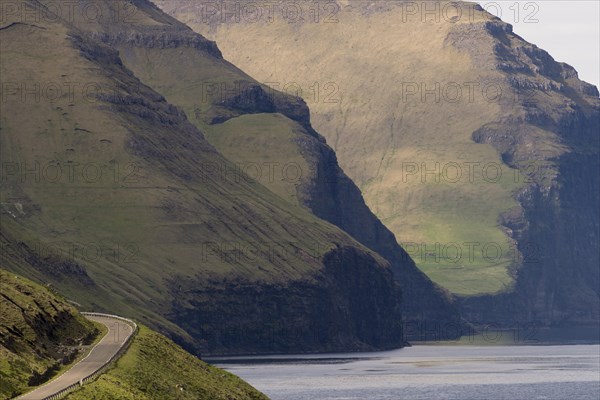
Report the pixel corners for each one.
[205,114,310,207]
[0,269,99,399]
[1,0,404,354]
[80,0,458,331]
[158,0,600,307]
[156,0,521,295]
[0,269,268,399]
[66,325,268,400]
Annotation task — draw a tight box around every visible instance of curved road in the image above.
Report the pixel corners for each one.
[18,315,134,400]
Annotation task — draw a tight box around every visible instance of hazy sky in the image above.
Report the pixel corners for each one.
[479,1,600,89]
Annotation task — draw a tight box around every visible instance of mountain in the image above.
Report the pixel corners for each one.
[157,0,600,329]
[0,0,407,355]
[0,270,268,399]
[68,0,460,334]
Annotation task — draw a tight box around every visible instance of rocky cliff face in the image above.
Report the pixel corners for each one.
[295,128,460,334]
[80,0,460,334]
[1,0,409,356]
[157,0,599,330]
[453,18,600,327]
[169,246,404,355]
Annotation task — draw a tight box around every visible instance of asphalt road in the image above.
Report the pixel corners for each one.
[18,315,133,400]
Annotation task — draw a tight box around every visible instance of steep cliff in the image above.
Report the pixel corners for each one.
[169,246,403,355]
[1,0,405,355]
[74,0,459,334]
[450,17,600,326]
[157,0,600,328]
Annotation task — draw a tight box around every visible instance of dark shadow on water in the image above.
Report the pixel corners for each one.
[206,356,384,365]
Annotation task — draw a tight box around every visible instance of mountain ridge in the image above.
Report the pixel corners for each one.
[44,0,460,334]
[1,0,407,356]
[156,0,600,328]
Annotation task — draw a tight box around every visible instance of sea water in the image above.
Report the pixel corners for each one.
[212,345,600,400]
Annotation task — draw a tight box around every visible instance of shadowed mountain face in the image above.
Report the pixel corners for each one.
[63,0,460,332]
[156,0,600,328]
[0,0,414,355]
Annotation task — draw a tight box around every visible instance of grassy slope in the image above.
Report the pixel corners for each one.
[100,1,457,332]
[0,270,268,400]
[155,0,538,295]
[0,269,98,399]
[111,39,315,209]
[205,113,311,207]
[0,0,393,352]
[66,325,268,400]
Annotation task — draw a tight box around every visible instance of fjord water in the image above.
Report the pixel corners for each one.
[213,345,600,400]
